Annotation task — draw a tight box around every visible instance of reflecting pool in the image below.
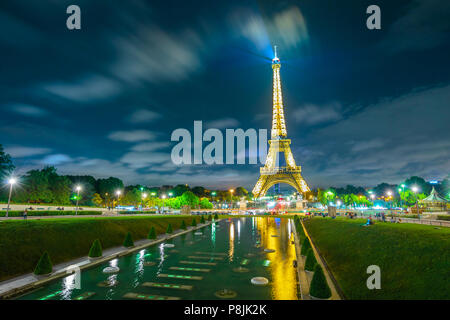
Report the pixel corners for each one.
[17,217,298,300]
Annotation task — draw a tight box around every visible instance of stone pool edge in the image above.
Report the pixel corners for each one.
[0,220,219,300]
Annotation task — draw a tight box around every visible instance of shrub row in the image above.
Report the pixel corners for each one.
[0,210,102,217]
[296,215,332,299]
[437,215,450,221]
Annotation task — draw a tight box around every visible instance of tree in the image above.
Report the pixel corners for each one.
[180,191,199,208]
[0,144,14,180]
[16,167,54,203]
[123,232,134,247]
[309,264,331,299]
[66,175,97,206]
[191,186,207,197]
[199,198,213,209]
[301,237,311,256]
[235,187,249,197]
[88,239,102,258]
[148,226,157,239]
[97,177,124,197]
[404,176,431,195]
[172,184,190,197]
[305,248,317,271]
[166,223,173,234]
[34,251,52,275]
[92,193,104,207]
[122,188,141,207]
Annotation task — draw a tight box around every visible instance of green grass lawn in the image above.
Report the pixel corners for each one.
[0,215,197,282]
[303,217,450,299]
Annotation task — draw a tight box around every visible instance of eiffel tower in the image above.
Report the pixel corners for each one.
[252,47,310,198]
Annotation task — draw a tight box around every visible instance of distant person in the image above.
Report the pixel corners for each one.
[381,212,386,222]
[23,209,27,220]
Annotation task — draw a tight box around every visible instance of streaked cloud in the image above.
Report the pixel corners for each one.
[9,104,48,117]
[108,130,156,142]
[205,117,240,129]
[4,146,51,158]
[126,109,162,124]
[293,102,342,125]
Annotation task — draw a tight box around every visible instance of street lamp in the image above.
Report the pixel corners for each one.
[6,178,16,218]
[115,190,121,211]
[168,192,173,197]
[75,185,82,215]
[411,186,420,217]
[229,189,234,209]
[141,193,147,213]
[386,190,393,209]
[211,191,216,208]
[161,194,167,213]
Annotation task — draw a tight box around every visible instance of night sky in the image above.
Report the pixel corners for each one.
[1,0,449,190]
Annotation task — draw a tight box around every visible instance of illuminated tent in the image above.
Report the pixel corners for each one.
[419,187,448,212]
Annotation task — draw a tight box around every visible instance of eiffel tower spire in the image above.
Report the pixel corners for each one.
[252,47,310,198]
[271,47,287,139]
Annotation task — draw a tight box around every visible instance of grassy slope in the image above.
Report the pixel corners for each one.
[0,216,194,281]
[304,217,450,299]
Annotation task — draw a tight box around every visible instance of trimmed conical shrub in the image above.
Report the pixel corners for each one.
[180,220,187,230]
[123,232,134,247]
[301,237,311,256]
[166,223,173,234]
[309,264,331,299]
[207,215,212,221]
[148,226,156,239]
[88,239,102,258]
[200,215,205,223]
[191,218,197,227]
[34,251,52,275]
[214,213,219,220]
[304,248,318,271]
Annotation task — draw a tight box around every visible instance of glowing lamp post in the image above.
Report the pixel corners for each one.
[385,190,393,210]
[161,194,167,213]
[211,191,217,208]
[229,189,234,209]
[115,190,121,211]
[411,186,420,218]
[141,193,147,213]
[75,185,82,215]
[6,178,16,218]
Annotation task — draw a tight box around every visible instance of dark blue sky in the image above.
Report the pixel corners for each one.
[1,0,449,190]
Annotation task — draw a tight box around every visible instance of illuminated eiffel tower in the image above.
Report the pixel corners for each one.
[252,47,310,198]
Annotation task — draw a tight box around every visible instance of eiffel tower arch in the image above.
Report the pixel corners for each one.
[252,47,310,198]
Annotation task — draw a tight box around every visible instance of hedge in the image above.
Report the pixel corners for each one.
[437,215,450,221]
[0,215,190,281]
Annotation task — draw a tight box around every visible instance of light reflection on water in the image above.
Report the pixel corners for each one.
[229,222,235,261]
[255,217,297,300]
